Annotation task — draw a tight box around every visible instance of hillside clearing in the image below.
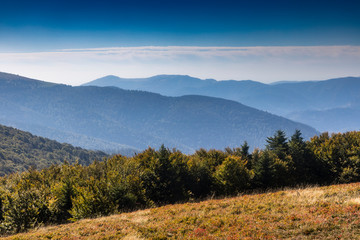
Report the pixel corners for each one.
[3,182,360,239]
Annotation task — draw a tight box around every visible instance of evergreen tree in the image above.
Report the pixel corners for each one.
[253,150,272,188]
[266,130,289,160]
[289,130,306,180]
[241,141,252,168]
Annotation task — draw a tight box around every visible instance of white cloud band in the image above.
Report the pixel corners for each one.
[0,46,359,84]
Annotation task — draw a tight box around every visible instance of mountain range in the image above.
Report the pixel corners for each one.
[0,72,317,153]
[83,75,360,132]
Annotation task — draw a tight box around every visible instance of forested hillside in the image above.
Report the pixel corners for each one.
[0,124,108,175]
[85,75,360,132]
[1,130,360,234]
[0,72,317,153]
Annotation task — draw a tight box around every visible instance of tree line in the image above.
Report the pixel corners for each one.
[1,130,360,234]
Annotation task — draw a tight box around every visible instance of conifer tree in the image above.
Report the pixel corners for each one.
[266,130,289,160]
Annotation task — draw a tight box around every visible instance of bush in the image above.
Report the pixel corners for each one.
[215,156,253,195]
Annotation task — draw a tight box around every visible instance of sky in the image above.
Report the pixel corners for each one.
[0,0,360,85]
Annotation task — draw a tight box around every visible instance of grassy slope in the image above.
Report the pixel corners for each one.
[3,183,360,239]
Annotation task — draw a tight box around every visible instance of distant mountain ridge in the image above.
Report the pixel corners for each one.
[83,75,360,132]
[0,72,318,153]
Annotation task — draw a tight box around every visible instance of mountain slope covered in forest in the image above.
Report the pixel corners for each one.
[84,75,360,132]
[0,124,108,175]
[0,72,318,153]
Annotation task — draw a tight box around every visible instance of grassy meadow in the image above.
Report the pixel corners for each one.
[3,182,360,239]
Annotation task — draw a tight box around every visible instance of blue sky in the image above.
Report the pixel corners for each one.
[0,0,359,84]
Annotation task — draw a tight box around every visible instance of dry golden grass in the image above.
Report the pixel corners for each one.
[3,183,360,239]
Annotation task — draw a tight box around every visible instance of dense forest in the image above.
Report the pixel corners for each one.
[1,130,360,234]
[0,125,108,176]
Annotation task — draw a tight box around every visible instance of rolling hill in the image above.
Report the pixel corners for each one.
[0,72,318,153]
[0,124,108,176]
[84,75,360,132]
[3,182,360,239]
